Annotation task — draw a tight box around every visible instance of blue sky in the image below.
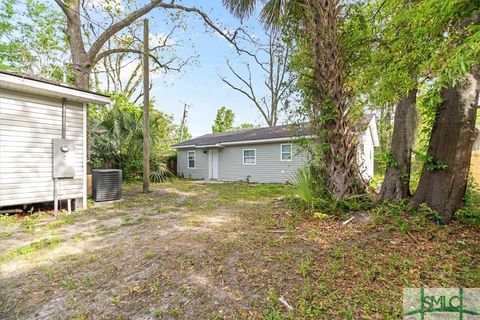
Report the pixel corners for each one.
[143,1,272,137]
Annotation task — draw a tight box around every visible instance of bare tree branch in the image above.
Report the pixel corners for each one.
[88,0,164,61]
[53,0,70,18]
[93,48,188,72]
[219,29,295,126]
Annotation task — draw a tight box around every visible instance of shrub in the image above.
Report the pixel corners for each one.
[150,162,173,183]
[90,93,177,181]
[291,166,315,210]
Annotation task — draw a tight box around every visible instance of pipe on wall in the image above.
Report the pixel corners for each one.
[62,98,67,139]
[55,98,67,216]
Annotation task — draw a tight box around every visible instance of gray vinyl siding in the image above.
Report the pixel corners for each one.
[0,88,85,207]
[176,148,209,179]
[218,143,306,183]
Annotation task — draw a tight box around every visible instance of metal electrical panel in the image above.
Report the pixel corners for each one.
[52,139,76,178]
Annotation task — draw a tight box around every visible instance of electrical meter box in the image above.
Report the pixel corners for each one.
[52,139,76,178]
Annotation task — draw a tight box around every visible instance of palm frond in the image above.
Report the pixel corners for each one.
[291,166,315,209]
[150,162,173,183]
[223,0,257,20]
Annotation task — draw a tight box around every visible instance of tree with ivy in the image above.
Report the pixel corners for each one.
[224,0,369,199]
[411,0,479,221]
[358,0,479,221]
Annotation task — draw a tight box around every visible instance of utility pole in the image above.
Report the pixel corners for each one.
[179,103,190,142]
[142,18,150,193]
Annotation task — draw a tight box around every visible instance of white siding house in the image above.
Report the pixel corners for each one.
[357,115,380,179]
[177,142,307,183]
[0,71,109,209]
[173,117,379,183]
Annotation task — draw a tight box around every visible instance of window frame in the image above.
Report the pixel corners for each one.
[187,150,196,169]
[242,148,256,165]
[280,143,293,161]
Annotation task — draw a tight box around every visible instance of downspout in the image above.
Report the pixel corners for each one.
[62,98,67,139]
[54,98,68,216]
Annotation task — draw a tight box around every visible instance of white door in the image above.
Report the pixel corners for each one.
[208,149,219,180]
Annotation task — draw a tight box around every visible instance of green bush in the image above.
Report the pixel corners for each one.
[150,162,173,183]
[89,93,177,182]
[291,166,315,210]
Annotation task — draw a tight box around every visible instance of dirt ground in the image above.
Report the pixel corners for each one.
[0,180,478,319]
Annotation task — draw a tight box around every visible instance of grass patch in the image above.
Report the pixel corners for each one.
[157,206,177,214]
[0,214,18,225]
[151,307,165,317]
[143,251,156,259]
[455,183,480,227]
[0,237,62,263]
[0,229,12,238]
[121,216,135,226]
[1,180,478,319]
[45,214,77,230]
[61,277,78,290]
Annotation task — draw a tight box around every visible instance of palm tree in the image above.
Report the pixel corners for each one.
[223,0,291,26]
[224,0,364,199]
[90,99,175,181]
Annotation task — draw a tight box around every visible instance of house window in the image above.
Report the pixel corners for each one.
[281,144,292,161]
[187,151,195,169]
[243,149,256,165]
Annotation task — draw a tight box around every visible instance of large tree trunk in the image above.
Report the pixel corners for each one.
[305,0,363,199]
[378,87,418,201]
[412,69,479,222]
[61,0,92,89]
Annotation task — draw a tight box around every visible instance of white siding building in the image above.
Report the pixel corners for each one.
[173,117,379,183]
[0,71,109,209]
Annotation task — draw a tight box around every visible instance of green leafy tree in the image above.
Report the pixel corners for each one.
[175,125,192,143]
[352,0,479,220]
[0,0,67,77]
[410,0,479,221]
[212,107,235,133]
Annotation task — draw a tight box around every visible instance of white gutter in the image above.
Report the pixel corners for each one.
[0,73,110,105]
[195,144,223,148]
[220,136,308,146]
[172,136,310,149]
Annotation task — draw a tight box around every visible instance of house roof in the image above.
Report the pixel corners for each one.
[173,114,377,148]
[172,124,310,148]
[0,70,110,105]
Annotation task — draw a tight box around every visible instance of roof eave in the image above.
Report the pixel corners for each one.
[220,136,307,146]
[0,73,110,105]
[171,136,311,149]
[171,144,195,149]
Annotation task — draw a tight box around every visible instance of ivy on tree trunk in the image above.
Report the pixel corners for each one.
[378,87,418,201]
[413,69,480,222]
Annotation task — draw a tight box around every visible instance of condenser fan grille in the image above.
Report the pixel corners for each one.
[92,169,122,202]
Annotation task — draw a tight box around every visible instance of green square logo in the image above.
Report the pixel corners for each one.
[403,288,480,319]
